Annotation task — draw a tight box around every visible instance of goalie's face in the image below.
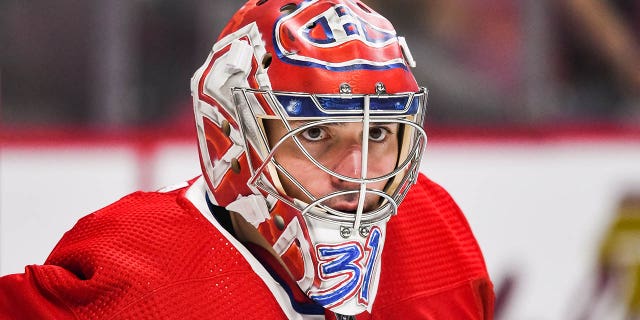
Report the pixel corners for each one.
[264,119,400,213]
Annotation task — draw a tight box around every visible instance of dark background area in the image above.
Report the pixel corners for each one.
[1,0,639,134]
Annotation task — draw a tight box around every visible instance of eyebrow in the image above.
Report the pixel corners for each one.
[288,120,347,128]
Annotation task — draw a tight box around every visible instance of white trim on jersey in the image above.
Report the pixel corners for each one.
[184,177,325,320]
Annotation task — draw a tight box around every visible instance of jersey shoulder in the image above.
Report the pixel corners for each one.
[373,173,493,317]
[45,184,203,267]
[388,173,488,276]
[24,182,288,319]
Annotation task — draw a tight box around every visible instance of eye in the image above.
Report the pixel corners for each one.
[369,126,389,142]
[300,126,327,142]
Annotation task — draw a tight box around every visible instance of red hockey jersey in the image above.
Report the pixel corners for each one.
[0,174,493,319]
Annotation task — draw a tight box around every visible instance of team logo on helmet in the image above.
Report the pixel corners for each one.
[274,0,407,71]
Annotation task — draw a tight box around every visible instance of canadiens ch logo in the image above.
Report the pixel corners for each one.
[274,0,407,71]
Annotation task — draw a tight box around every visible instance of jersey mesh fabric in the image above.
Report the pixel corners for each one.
[0,174,493,319]
[3,188,288,319]
[371,174,493,318]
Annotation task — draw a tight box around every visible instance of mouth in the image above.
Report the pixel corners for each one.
[324,197,361,213]
[294,197,361,214]
[293,191,383,216]
[330,203,359,212]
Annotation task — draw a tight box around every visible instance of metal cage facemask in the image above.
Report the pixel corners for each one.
[232,86,428,233]
[190,0,429,313]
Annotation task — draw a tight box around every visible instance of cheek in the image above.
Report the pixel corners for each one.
[368,149,398,174]
[366,147,399,189]
[275,152,329,195]
[284,159,311,180]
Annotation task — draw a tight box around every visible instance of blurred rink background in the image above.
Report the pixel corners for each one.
[2,0,640,319]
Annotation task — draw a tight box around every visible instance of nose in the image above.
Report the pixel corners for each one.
[329,147,363,187]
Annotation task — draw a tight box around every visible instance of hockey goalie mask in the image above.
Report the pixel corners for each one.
[191,0,427,315]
